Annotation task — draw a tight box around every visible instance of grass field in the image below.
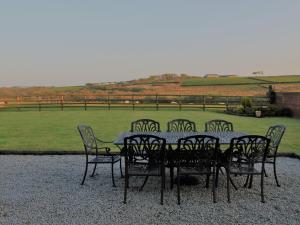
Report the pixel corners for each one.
[181,75,300,86]
[181,77,264,86]
[0,110,299,154]
[254,75,300,83]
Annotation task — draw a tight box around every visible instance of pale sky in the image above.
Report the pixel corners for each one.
[1,0,300,87]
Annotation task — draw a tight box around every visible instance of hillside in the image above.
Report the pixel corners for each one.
[0,74,300,99]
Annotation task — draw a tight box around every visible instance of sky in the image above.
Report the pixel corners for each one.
[1,0,300,87]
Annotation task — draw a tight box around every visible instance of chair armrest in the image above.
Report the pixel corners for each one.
[96,138,113,144]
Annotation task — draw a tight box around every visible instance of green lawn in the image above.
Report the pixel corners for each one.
[0,110,299,154]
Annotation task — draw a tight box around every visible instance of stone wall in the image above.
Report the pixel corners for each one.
[275,92,300,117]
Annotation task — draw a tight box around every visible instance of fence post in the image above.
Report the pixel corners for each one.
[203,96,206,111]
[156,94,159,111]
[84,96,87,111]
[226,97,229,111]
[132,95,135,111]
[179,95,182,111]
[38,96,41,111]
[60,96,64,111]
[107,94,110,110]
[16,96,20,111]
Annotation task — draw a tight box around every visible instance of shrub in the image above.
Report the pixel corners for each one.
[241,97,252,109]
[266,85,276,104]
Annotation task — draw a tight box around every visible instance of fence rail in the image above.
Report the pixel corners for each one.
[0,94,270,111]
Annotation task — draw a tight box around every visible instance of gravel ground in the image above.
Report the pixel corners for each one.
[0,155,299,225]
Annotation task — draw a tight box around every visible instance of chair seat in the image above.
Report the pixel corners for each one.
[229,164,260,174]
[89,155,121,163]
[127,164,162,176]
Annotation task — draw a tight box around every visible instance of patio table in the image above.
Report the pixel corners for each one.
[114,131,247,146]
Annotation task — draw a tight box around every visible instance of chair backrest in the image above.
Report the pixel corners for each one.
[205,119,233,132]
[176,135,219,168]
[265,125,286,156]
[77,125,97,153]
[167,119,196,132]
[124,134,166,165]
[228,135,270,169]
[130,119,161,132]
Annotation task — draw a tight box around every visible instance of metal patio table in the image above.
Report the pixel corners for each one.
[114,131,247,146]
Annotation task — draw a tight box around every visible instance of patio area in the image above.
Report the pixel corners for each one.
[0,155,299,225]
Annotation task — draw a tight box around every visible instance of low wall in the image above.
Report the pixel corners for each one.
[275,92,300,117]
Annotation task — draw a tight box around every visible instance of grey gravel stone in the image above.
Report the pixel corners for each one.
[0,156,299,225]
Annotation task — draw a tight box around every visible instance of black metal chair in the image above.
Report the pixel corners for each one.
[175,135,219,204]
[205,119,233,182]
[167,119,197,132]
[167,119,197,189]
[130,119,160,132]
[264,125,286,187]
[205,119,233,132]
[77,125,122,187]
[123,134,166,205]
[225,135,270,203]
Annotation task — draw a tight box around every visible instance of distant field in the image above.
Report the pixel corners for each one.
[254,75,300,83]
[1,75,300,99]
[181,75,300,86]
[0,110,299,154]
[181,77,266,86]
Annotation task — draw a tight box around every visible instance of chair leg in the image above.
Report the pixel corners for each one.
[229,176,238,191]
[140,176,149,191]
[215,167,219,188]
[261,172,265,203]
[226,169,231,203]
[162,166,166,190]
[111,163,116,187]
[120,159,124,178]
[220,168,224,175]
[248,175,253,189]
[161,170,164,205]
[177,167,181,205]
[126,175,129,188]
[248,162,255,188]
[212,169,216,203]
[205,174,210,188]
[90,163,97,177]
[124,175,128,204]
[244,175,249,188]
[273,161,280,187]
[170,166,174,189]
[264,168,268,177]
[81,162,88,185]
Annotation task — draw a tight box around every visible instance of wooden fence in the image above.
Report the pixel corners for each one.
[0,94,270,111]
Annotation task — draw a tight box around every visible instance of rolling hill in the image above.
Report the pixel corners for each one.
[0,74,299,99]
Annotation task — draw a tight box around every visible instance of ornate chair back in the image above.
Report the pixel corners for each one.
[130,119,161,132]
[265,125,286,156]
[205,119,233,132]
[124,134,166,166]
[77,125,97,153]
[167,119,196,132]
[176,135,219,168]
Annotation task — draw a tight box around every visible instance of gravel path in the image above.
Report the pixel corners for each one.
[0,156,299,225]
